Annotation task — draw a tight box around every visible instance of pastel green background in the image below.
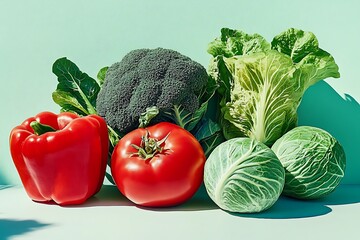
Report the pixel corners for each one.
[1,0,359,185]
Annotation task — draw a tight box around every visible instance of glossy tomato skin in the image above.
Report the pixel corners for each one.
[111,122,205,207]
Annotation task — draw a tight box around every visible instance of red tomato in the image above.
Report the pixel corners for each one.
[111,122,205,207]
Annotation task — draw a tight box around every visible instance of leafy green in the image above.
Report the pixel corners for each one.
[52,57,100,115]
[158,75,219,132]
[208,28,340,146]
[52,90,89,114]
[139,106,160,128]
[97,66,109,87]
[194,118,221,142]
[200,131,225,158]
[222,51,301,145]
[162,103,206,132]
[208,28,270,57]
[196,118,225,158]
[271,28,340,88]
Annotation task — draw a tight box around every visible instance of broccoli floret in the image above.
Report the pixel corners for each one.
[96,48,208,134]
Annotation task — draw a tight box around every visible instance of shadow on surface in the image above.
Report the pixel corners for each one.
[65,185,134,208]
[298,81,360,184]
[30,184,217,211]
[64,183,359,215]
[0,185,11,191]
[137,184,218,212]
[0,175,9,186]
[0,219,50,240]
[312,184,360,206]
[232,196,332,219]
[230,184,360,219]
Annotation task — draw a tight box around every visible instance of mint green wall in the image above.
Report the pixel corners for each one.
[1,0,359,184]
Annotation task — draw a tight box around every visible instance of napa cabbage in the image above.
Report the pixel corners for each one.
[208,28,340,146]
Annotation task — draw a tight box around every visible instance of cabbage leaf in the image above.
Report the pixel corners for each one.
[204,137,285,213]
[208,28,340,146]
[271,126,346,199]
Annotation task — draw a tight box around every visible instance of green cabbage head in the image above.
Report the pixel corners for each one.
[271,126,346,199]
[204,137,285,213]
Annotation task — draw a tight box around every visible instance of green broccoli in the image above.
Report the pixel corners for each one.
[96,48,208,134]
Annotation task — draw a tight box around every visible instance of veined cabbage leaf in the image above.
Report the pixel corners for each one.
[271,126,346,199]
[208,28,340,146]
[204,137,285,213]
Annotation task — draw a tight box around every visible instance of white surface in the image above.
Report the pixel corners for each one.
[0,184,359,240]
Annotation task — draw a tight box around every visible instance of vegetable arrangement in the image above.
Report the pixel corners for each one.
[9,27,346,213]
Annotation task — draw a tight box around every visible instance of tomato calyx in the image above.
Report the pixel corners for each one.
[130,130,170,160]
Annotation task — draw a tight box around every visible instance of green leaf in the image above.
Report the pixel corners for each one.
[200,131,225,158]
[194,118,221,142]
[52,90,89,116]
[164,105,198,131]
[163,90,214,133]
[220,108,246,139]
[139,106,160,128]
[208,56,234,103]
[106,124,121,183]
[187,101,209,132]
[222,51,301,145]
[271,28,340,87]
[97,66,109,87]
[52,57,100,115]
[271,28,319,63]
[105,172,115,185]
[108,125,121,149]
[208,27,271,58]
[296,49,340,89]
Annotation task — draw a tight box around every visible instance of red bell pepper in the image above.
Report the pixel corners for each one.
[9,111,109,205]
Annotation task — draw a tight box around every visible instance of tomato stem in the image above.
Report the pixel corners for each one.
[131,130,170,160]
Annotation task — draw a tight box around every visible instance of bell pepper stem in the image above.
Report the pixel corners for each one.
[30,121,57,135]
